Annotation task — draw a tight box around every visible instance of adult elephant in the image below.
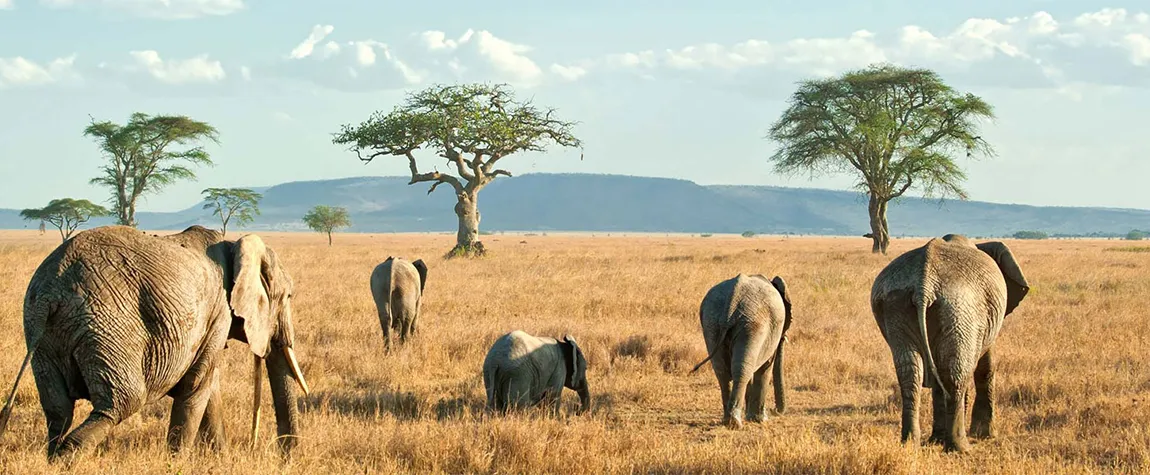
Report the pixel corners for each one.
[690,274,792,429]
[871,234,1029,453]
[0,225,310,460]
[369,256,427,353]
[483,330,590,415]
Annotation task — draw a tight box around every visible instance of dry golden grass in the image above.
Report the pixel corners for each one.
[0,230,1147,474]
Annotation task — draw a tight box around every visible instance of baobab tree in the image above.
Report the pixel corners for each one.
[766,64,996,254]
[332,82,582,257]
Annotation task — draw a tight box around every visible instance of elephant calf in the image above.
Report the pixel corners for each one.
[483,330,590,415]
[871,234,1029,453]
[369,256,427,353]
[691,274,792,429]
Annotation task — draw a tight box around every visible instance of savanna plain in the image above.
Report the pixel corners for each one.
[0,231,1147,474]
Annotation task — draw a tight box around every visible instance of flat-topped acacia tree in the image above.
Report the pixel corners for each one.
[332,82,582,257]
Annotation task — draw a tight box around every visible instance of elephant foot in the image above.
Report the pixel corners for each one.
[926,432,947,446]
[968,420,995,439]
[942,438,972,454]
[726,409,745,429]
[746,412,767,423]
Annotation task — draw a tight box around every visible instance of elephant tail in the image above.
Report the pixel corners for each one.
[1,291,53,437]
[0,347,35,438]
[689,325,739,374]
[915,289,949,399]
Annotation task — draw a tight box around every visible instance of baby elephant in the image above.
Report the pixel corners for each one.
[483,330,590,415]
[691,274,792,429]
[370,256,428,353]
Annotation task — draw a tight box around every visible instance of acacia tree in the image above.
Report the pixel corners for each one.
[302,205,351,246]
[85,112,220,227]
[201,187,262,236]
[766,64,996,254]
[331,82,582,257]
[20,198,110,242]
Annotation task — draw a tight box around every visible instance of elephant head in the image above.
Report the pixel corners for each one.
[769,275,791,414]
[975,241,1030,316]
[228,234,309,453]
[559,335,590,414]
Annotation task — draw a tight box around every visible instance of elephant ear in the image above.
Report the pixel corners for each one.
[230,234,275,358]
[976,241,1030,316]
[412,259,428,294]
[770,276,793,335]
[561,335,580,386]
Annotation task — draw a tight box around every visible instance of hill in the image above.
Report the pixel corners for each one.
[3,173,1148,237]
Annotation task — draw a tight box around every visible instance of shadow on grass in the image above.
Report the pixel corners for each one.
[299,389,487,422]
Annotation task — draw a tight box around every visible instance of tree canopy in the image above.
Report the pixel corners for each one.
[85,112,220,227]
[766,63,996,254]
[201,187,262,236]
[20,198,110,242]
[302,205,351,246]
[331,82,582,256]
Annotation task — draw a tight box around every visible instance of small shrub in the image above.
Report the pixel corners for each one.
[1125,230,1145,241]
[700,233,713,238]
[1013,230,1048,240]
[741,231,756,238]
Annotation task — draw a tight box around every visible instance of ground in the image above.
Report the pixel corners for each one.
[0,230,1147,474]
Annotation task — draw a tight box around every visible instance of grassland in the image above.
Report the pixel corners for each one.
[0,230,1147,474]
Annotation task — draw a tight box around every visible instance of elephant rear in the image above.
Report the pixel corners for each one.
[369,257,427,352]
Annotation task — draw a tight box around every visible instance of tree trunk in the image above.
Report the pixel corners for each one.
[449,193,485,258]
[868,195,891,255]
[327,231,332,246]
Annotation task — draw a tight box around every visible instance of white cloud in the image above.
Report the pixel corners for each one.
[289,24,335,59]
[550,63,586,81]
[0,0,13,10]
[240,65,251,80]
[129,50,226,84]
[1125,34,1150,65]
[39,0,244,19]
[0,55,79,88]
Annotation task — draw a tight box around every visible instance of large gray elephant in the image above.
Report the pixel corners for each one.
[690,274,792,429]
[369,256,427,353]
[871,234,1029,453]
[0,225,310,460]
[482,330,590,415]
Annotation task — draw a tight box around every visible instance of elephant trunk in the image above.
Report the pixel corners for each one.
[772,339,786,414]
[576,384,591,415]
[265,345,305,455]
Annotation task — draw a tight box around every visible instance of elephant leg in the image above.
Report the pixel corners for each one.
[969,349,995,439]
[52,406,118,460]
[927,384,947,445]
[940,379,972,453]
[196,369,226,451]
[891,344,924,445]
[167,375,214,453]
[726,342,752,429]
[709,346,733,425]
[33,363,75,458]
[745,363,770,423]
[378,309,393,354]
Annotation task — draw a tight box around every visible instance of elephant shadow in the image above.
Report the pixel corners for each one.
[299,389,487,422]
[803,402,890,417]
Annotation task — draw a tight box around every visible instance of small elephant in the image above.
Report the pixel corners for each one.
[0,225,310,460]
[369,256,427,353]
[871,234,1029,453]
[483,330,590,415]
[690,274,792,429]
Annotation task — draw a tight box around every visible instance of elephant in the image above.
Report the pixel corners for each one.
[870,233,1029,453]
[690,274,792,429]
[0,225,310,460]
[369,256,427,353]
[482,330,590,415]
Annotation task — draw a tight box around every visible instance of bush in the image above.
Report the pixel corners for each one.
[700,233,713,238]
[1012,230,1048,240]
[741,231,756,238]
[1125,230,1145,241]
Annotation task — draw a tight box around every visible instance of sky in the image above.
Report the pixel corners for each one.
[1,0,1148,212]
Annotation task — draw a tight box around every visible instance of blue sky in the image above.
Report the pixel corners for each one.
[1,1,1148,212]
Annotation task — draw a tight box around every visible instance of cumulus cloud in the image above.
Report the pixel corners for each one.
[39,0,245,19]
[128,50,226,84]
[0,55,79,88]
[289,24,335,59]
[585,8,1150,90]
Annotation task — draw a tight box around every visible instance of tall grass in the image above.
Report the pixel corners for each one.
[0,231,1146,474]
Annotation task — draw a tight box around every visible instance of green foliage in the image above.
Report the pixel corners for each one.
[201,187,262,236]
[20,198,110,242]
[700,233,713,238]
[85,112,220,227]
[741,231,756,238]
[1012,230,1049,240]
[1125,230,1145,241]
[1106,246,1150,253]
[302,205,351,245]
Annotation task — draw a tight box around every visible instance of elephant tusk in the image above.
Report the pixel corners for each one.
[284,346,311,396]
[250,354,263,449]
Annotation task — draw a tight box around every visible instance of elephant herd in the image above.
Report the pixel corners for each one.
[0,225,1029,462]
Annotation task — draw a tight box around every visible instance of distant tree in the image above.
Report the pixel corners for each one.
[20,198,110,242]
[332,82,582,258]
[766,64,996,254]
[302,205,351,246]
[84,112,220,227]
[741,231,756,238]
[201,187,262,236]
[1126,230,1145,241]
[1012,230,1049,240]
